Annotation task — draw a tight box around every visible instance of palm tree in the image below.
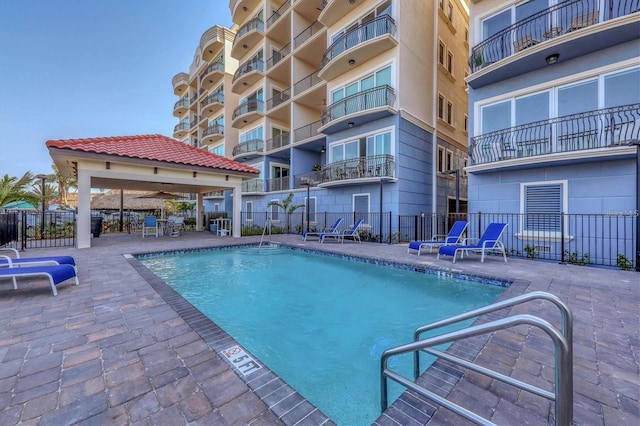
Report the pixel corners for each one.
[267,192,304,233]
[52,164,77,208]
[0,172,39,208]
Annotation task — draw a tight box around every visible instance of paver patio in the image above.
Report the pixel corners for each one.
[0,232,638,425]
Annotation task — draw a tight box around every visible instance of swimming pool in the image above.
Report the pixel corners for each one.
[140,246,505,425]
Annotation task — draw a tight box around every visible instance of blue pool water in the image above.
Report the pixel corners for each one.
[140,247,505,425]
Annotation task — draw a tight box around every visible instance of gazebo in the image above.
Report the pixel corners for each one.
[47,134,259,248]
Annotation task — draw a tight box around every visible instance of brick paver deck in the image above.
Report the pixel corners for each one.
[0,232,638,425]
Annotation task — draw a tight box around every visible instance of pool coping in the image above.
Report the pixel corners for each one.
[125,242,519,425]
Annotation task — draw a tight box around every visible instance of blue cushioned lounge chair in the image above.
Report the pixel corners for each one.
[437,223,508,263]
[303,218,343,241]
[321,218,364,244]
[0,248,76,271]
[408,220,468,255]
[0,264,79,296]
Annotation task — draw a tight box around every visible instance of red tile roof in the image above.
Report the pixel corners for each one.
[46,134,259,174]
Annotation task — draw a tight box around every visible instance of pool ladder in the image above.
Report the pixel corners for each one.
[259,219,273,248]
[380,291,573,425]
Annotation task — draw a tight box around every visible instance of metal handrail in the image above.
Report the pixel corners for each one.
[380,291,573,425]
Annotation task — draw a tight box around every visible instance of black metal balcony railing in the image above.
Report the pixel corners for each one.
[267,0,291,27]
[232,58,264,83]
[190,117,200,129]
[173,97,189,111]
[294,120,322,141]
[232,99,264,121]
[266,133,291,151]
[470,0,638,73]
[233,139,264,156]
[174,122,189,133]
[293,69,322,95]
[242,178,265,192]
[294,20,323,48]
[190,94,198,105]
[267,176,290,192]
[322,14,397,66]
[266,43,291,69]
[203,124,224,138]
[233,17,264,45]
[200,61,225,82]
[471,103,640,165]
[321,85,396,126]
[300,154,395,185]
[201,91,224,109]
[266,88,291,110]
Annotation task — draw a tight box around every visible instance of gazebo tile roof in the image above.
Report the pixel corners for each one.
[46,134,258,174]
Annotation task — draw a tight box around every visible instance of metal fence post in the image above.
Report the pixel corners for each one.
[560,212,566,264]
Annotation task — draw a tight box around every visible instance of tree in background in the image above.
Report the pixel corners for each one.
[0,172,40,208]
[52,164,77,208]
[267,192,304,233]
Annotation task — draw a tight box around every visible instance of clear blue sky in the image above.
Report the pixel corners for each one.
[0,0,232,179]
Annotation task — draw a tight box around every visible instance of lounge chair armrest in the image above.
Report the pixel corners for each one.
[0,247,19,258]
[430,234,447,241]
[481,239,500,248]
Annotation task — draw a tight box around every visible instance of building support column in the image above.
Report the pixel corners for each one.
[76,169,92,249]
[196,193,204,231]
[232,184,242,237]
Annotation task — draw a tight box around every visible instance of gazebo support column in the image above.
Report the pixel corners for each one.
[77,169,92,249]
[232,184,241,238]
[196,194,204,231]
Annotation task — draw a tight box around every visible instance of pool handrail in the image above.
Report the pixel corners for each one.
[380,291,573,425]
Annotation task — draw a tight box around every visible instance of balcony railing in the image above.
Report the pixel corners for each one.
[266,133,291,151]
[201,91,224,108]
[267,0,291,27]
[173,97,189,110]
[233,17,264,45]
[232,58,264,83]
[322,15,397,67]
[294,20,323,48]
[232,138,264,156]
[267,176,290,192]
[294,120,322,141]
[174,122,189,133]
[200,60,225,82]
[471,103,640,165]
[321,85,396,126]
[294,69,322,95]
[242,178,264,192]
[266,88,291,110]
[470,0,638,73]
[232,99,264,120]
[203,124,224,138]
[318,154,395,183]
[266,43,291,69]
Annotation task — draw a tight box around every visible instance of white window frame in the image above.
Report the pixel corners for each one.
[245,201,253,222]
[305,196,317,224]
[328,126,395,162]
[437,146,446,173]
[352,193,370,223]
[517,180,571,242]
[269,199,280,222]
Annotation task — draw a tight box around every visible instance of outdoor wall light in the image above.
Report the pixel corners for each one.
[348,59,356,66]
[320,146,325,153]
[348,122,355,128]
[349,0,356,4]
[546,53,560,65]
[242,6,247,11]
[243,44,248,49]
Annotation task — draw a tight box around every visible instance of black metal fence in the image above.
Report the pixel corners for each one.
[1,210,76,250]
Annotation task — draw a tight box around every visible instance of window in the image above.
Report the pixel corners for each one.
[462,159,468,177]
[522,182,565,232]
[447,3,454,21]
[438,95,445,120]
[438,42,445,65]
[209,144,224,156]
[366,131,391,155]
[353,194,370,218]
[330,130,393,162]
[446,149,453,171]
[464,28,469,43]
[437,146,445,173]
[604,68,640,108]
[463,114,468,132]
[245,201,253,221]
[439,0,444,10]
[213,203,219,212]
[447,101,453,125]
[270,199,279,221]
[447,51,454,74]
[240,126,264,144]
[305,197,317,223]
[330,65,392,117]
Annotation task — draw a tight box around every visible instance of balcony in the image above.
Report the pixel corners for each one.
[319,15,397,81]
[266,43,291,80]
[266,88,291,110]
[173,122,190,139]
[233,138,264,159]
[266,0,291,45]
[294,20,323,49]
[201,124,224,145]
[230,0,261,23]
[470,104,640,170]
[294,120,323,143]
[172,72,189,96]
[319,0,365,27]
[231,99,264,128]
[299,154,396,187]
[231,58,264,94]
[173,97,189,117]
[319,85,396,134]
[200,26,226,62]
[293,21,326,68]
[200,61,225,90]
[469,0,640,88]
[242,178,265,193]
[266,133,291,152]
[266,176,290,192]
[189,94,198,112]
[231,17,264,59]
[201,92,224,118]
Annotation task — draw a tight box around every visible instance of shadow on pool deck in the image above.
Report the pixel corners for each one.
[0,232,638,425]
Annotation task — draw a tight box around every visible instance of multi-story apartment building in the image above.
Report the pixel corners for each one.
[466,0,638,259]
[171,25,240,210]
[173,0,470,234]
